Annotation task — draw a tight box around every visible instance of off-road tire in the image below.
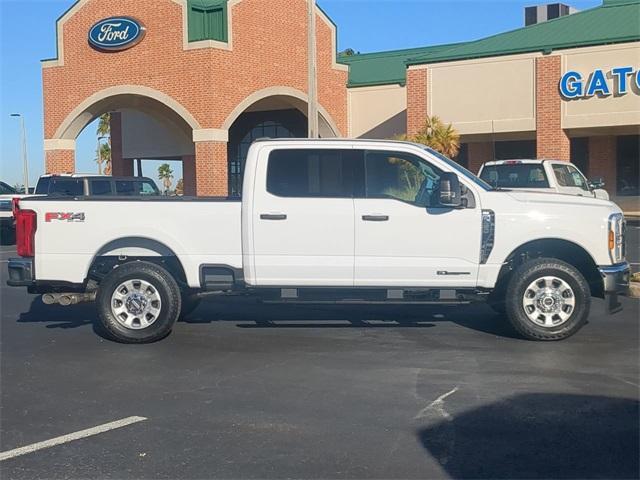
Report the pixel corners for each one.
[96,261,181,343]
[505,257,591,341]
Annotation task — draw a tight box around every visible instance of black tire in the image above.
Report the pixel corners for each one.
[505,257,591,341]
[180,292,201,319]
[96,261,181,343]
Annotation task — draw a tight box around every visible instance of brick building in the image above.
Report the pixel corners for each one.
[43,0,639,197]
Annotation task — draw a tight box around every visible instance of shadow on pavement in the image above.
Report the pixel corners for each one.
[16,295,523,339]
[417,393,639,479]
[183,299,521,338]
[18,297,96,330]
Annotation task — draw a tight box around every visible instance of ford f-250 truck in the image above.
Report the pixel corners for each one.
[7,139,630,343]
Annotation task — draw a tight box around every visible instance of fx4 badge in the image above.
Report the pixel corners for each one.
[45,212,86,223]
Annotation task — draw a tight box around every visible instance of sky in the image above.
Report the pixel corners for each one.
[0,0,602,188]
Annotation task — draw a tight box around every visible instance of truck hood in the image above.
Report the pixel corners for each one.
[505,190,615,209]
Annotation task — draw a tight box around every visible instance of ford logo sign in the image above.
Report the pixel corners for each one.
[88,17,145,51]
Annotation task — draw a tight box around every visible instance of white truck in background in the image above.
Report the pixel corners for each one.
[478,159,610,200]
[0,181,29,241]
[7,139,630,343]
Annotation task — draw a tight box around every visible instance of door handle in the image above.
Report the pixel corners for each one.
[260,213,287,220]
[362,215,389,222]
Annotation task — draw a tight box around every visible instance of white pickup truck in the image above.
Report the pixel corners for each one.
[7,139,630,343]
[478,159,610,200]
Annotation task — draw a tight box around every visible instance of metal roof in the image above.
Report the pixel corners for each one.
[342,0,639,87]
[338,43,467,88]
[406,0,640,65]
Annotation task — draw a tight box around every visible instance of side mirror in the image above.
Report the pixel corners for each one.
[593,188,610,201]
[589,177,605,190]
[438,172,462,207]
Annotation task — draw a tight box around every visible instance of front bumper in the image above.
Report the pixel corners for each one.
[598,262,630,314]
[7,258,34,287]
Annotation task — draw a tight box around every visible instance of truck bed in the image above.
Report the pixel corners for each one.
[20,196,242,288]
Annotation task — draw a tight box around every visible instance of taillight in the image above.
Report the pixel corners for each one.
[11,197,20,216]
[16,209,37,257]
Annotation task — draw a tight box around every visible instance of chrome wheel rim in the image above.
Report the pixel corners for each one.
[111,279,162,330]
[522,276,575,328]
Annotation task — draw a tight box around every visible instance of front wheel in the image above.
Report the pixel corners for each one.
[505,258,591,341]
[96,261,182,343]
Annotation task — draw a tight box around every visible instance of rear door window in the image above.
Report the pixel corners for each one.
[267,149,363,198]
[89,179,113,195]
[479,164,549,188]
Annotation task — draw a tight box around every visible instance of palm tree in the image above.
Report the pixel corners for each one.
[396,115,460,158]
[96,113,112,174]
[175,178,184,196]
[95,142,111,176]
[158,163,174,194]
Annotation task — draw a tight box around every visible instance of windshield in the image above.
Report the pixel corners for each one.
[480,163,550,189]
[0,181,17,195]
[424,147,493,191]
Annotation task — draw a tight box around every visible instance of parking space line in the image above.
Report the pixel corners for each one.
[0,416,147,462]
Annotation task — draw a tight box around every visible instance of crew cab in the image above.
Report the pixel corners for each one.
[478,159,609,200]
[7,139,630,343]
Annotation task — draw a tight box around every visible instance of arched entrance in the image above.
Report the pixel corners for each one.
[46,86,200,195]
[224,88,340,197]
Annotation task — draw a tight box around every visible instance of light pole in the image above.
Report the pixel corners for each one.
[307,0,318,138]
[10,114,29,193]
[97,136,108,175]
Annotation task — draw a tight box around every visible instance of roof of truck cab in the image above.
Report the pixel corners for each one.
[481,159,563,166]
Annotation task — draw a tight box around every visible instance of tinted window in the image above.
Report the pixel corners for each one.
[0,181,17,195]
[35,177,51,194]
[90,180,113,195]
[50,178,84,196]
[480,164,550,188]
[365,151,442,207]
[553,164,590,191]
[267,149,362,198]
[115,180,136,195]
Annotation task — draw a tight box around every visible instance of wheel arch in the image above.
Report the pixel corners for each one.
[87,236,189,288]
[496,238,603,298]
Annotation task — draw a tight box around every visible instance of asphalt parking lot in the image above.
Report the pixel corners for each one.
[1,239,639,479]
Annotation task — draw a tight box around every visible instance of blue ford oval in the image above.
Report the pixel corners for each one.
[88,17,145,51]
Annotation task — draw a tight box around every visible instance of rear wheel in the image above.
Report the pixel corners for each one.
[505,258,590,341]
[96,261,181,343]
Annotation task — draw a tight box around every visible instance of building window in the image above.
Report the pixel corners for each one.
[188,1,227,42]
[617,135,639,196]
[454,143,469,169]
[570,137,589,177]
[494,140,536,160]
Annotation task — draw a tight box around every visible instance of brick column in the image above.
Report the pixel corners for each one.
[182,154,197,196]
[195,141,228,196]
[45,150,75,174]
[44,139,76,173]
[467,142,493,174]
[588,136,617,193]
[536,56,570,160]
[406,67,428,137]
[109,112,133,176]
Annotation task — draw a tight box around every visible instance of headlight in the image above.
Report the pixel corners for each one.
[608,213,625,263]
